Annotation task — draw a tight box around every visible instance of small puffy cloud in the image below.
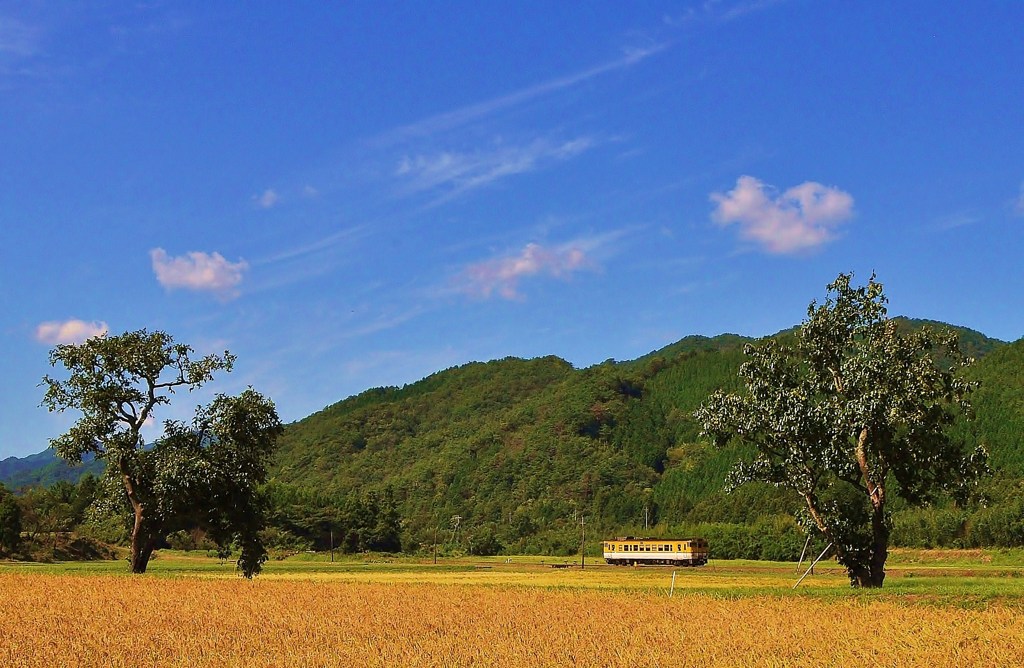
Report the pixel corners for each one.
[254,188,279,209]
[150,248,248,299]
[710,175,854,254]
[459,243,592,300]
[35,319,108,345]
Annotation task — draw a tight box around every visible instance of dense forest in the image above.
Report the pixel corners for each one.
[3,319,1022,561]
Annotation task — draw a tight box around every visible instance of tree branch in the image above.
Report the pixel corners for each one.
[855,427,884,509]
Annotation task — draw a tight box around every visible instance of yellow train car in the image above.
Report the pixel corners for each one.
[602,536,709,566]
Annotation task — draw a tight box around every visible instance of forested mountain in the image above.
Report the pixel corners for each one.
[269,320,1016,553]
[958,338,1024,475]
[0,449,103,490]
[6,319,1018,556]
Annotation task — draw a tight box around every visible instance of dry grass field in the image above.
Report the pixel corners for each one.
[2,562,1024,667]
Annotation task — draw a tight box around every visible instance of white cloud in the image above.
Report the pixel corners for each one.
[710,175,854,254]
[458,242,593,300]
[150,248,248,299]
[254,188,279,209]
[35,319,108,345]
[396,137,594,201]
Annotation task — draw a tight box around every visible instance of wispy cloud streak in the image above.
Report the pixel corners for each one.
[0,16,38,57]
[665,0,787,26]
[256,226,368,266]
[395,137,594,201]
[378,44,667,143]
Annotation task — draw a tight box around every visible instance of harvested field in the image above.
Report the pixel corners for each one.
[2,572,1023,667]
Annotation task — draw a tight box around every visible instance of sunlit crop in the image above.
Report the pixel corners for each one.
[2,571,1023,667]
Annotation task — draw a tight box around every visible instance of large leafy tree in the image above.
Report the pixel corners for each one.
[42,330,282,576]
[696,273,986,587]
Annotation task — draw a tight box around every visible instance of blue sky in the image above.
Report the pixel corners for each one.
[2,2,1022,459]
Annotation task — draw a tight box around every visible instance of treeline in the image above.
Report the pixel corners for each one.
[261,483,401,554]
[0,477,403,560]
[0,477,109,560]
[3,470,1024,562]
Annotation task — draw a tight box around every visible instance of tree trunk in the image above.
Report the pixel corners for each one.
[804,489,891,588]
[128,504,157,574]
[867,503,889,587]
[853,427,889,588]
[121,458,156,574]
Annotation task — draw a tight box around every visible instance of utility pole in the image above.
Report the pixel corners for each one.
[330,529,334,563]
[450,515,462,544]
[580,515,586,570]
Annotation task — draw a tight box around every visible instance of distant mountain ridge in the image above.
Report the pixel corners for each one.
[0,448,104,489]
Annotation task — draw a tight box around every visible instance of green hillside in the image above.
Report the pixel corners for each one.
[959,338,1024,475]
[273,355,666,552]
[270,321,1016,554]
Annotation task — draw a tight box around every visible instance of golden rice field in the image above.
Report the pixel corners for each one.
[2,563,1024,667]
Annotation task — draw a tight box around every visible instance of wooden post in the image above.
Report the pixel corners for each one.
[793,543,832,589]
[795,533,812,573]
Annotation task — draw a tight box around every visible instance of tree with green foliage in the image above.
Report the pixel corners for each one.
[0,483,21,553]
[41,329,282,577]
[696,273,987,587]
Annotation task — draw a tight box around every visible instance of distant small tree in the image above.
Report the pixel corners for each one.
[0,484,21,553]
[696,273,987,587]
[42,329,282,577]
